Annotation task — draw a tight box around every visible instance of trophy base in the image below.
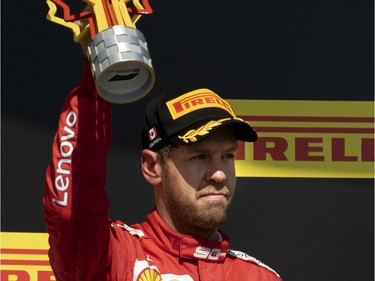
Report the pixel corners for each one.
[87,25,155,104]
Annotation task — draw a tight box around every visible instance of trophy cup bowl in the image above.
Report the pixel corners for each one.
[87,25,155,104]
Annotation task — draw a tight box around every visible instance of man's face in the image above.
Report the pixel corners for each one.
[156,126,238,235]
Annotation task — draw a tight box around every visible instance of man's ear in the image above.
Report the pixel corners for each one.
[141,149,162,185]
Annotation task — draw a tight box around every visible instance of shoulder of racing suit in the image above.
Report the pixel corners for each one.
[111,222,145,238]
[227,249,280,278]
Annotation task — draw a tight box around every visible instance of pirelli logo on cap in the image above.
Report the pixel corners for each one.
[166,89,236,120]
[228,99,374,178]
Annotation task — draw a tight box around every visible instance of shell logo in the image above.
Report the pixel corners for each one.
[137,268,162,281]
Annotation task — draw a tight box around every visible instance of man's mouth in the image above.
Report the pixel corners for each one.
[199,192,228,200]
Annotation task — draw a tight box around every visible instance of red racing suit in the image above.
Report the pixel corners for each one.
[43,61,282,281]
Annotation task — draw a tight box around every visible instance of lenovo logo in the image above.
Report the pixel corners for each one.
[52,110,77,207]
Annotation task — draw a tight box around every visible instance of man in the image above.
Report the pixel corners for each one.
[43,58,282,280]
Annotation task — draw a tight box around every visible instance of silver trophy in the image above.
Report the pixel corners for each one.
[46,0,155,103]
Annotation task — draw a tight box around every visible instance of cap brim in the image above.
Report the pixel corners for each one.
[228,119,258,142]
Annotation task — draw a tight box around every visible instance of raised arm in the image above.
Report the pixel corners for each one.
[43,59,112,280]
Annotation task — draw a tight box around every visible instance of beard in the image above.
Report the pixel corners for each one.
[164,182,232,231]
[190,199,230,228]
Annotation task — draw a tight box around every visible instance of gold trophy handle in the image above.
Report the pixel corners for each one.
[46,0,91,42]
[46,0,152,41]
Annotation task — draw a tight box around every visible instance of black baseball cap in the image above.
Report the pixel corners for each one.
[141,88,257,151]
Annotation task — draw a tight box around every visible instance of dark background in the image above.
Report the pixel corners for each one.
[2,1,374,280]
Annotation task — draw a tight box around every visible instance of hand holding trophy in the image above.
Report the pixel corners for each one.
[46,0,155,103]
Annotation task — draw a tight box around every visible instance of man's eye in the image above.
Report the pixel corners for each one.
[192,154,207,160]
[223,153,235,160]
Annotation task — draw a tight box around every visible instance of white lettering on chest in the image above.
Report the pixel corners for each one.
[193,246,225,260]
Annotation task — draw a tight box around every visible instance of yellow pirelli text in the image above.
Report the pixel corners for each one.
[1,232,55,281]
[166,89,235,120]
[228,99,374,178]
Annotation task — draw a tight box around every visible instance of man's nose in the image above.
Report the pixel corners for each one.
[209,170,227,184]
